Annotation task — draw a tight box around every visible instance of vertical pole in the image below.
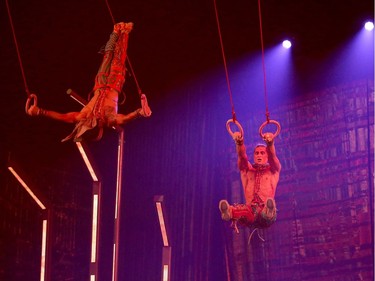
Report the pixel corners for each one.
[41,209,52,281]
[74,141,102,281]
[89,181,102,281]
[162,246,172,281]
[154,196,172,281]
[112,129,124,281]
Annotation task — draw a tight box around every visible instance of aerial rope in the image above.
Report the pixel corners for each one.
[257,0,270,123]
[5,0,30,97]
[5,0,39,112]
[214,0,280,139]
[213,0,244,141]
[256,0,281,138]
[213,0,237,123]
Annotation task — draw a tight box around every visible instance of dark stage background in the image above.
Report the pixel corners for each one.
[0,0,374,280]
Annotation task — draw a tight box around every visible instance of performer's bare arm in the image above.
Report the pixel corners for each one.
[263,133,281,173]
[27,105,79,123]
[233,132,251,171]
[41,109,79,123]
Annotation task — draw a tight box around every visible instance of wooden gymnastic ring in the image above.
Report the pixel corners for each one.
[259,119,281,139]
[226,119,244,139]
[25,94,38,114]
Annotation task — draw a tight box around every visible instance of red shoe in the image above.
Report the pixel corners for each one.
[219,200,231,221]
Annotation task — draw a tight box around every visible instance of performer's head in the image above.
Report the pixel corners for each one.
[253,144,268,165]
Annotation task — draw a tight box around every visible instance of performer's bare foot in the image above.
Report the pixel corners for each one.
[140,94,152,117]
[121,22,133,34]
[114,22,133,34]
[264,198,276,220]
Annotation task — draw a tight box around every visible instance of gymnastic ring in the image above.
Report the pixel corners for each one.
[25,94,38,114]
[226,119,244,139]
[259,119,281,139]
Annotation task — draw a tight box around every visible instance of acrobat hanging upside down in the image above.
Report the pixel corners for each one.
[26,22,151,142]
[219,119,281,233]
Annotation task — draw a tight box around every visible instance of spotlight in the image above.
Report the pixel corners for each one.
[364,21,374,31]
[282,40,292,49]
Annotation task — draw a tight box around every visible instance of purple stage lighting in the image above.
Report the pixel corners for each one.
[364,21,374,31]
[282,40,292,49]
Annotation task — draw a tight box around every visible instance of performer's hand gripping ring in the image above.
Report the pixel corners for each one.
[25,94,38,114]
[226,119,244,140]
[258,119,281,139]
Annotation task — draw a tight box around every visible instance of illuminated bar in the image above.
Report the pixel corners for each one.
[8,167,46,210]
[40,219,48,281]
[76,142,99,182]
[162,247,171,281]
[154,195,171,281]
[112,129,124,281]
[155,202,169,247]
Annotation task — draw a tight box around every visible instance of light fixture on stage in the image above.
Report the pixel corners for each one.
[364,21,374,31]
[282,39,292,49]
[154,195,171,281]
[7,163,50,281]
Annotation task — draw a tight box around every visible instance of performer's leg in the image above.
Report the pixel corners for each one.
[93,24,123,91]
[106,22,133,92]
[114,108,142,125]
[219,200,255,224]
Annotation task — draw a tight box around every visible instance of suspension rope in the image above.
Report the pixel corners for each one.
[213,0,237,122]
[104,0,144,98]
[257,0,270,122]
[5,0,31,97]
[105,0,116,26]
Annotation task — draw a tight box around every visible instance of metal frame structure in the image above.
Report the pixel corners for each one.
[68,89,125,281]
[67,89,104,281]
[7,160,51,281]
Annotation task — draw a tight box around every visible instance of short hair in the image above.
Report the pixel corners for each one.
[254,143,266,152]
